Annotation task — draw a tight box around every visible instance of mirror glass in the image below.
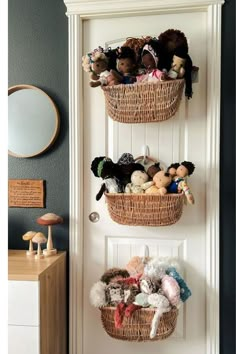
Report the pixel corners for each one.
[8,85,60,158]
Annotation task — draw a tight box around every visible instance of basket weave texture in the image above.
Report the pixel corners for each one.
[100,307,178,341]
[103,79,184,123]
[105,193,184,226]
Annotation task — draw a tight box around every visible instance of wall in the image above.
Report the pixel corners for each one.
[8,0,235,353]
[8,0,69,251]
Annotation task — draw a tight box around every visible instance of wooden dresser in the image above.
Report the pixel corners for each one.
[8,250,67,354]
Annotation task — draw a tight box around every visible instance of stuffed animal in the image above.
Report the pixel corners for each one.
[144,256,181,281]
[144,170,172,195]
[167,48,186,79]
[167,162,180,178]
[125,170,149,194]
[90,281,108,307]
[161,275,180,307]
[110,46,137,84]
[82,47,115,88]
[166,267,192,302]
[167,161,195,204]
[126,256,151,277]
[100,267,130,284]
[91,156,145,199]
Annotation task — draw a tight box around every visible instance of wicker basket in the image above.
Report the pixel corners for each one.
[102,79,184,123]
[105,193,184,226]
[100,307,178,341]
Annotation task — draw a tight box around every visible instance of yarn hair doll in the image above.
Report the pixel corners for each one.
[110,46,137,84]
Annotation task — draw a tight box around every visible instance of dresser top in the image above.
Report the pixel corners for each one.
[8,250,66,280]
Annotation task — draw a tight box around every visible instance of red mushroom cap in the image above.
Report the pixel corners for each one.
[36,212,63,226]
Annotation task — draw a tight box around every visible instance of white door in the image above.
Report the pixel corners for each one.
[83,11,207,354]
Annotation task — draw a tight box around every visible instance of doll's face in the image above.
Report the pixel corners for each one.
[92,59,108,74]
[142,53,157,71]
[153,171,172,188]
[131,170,149,186]
[117,57,135,74]
[171,55,186,72]
[176,165,188,178]
[168,167,177,177]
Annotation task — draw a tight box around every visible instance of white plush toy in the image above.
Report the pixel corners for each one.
[125,170,149,194]
[148,294,171,339]
[144,257,182,281]
[89,281,107,308]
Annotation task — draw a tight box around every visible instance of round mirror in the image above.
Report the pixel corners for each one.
[8,84,60,158]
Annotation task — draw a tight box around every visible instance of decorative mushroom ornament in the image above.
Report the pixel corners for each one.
[32,232,47,259]
[36,213,63,257]
[22,231,37,256]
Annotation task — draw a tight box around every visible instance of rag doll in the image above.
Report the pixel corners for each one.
[136,40,166,82]
[157,29,193,98]
[144,170,172,195]
[110,46,137,84]
[167,161,195,204]
[91,156,145,199]
[82,47,114,87]
[125,170,149,194]
[167,162,180,178]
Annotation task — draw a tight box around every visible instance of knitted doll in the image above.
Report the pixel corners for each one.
[125,170,149,194]
[144,170,172,195]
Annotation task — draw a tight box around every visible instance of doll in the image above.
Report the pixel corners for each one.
[125,170,149,194]
[110,46,137,84]
[167,161,195,204]
[166,267,192,302]
[82,47,120,87]
[167,48,186,79]
[144,170,172,195]
[167,162,180,178]
[136,40,166,82]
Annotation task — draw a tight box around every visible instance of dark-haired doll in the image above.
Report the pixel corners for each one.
[110,46,137,84]
[167,161,195,204]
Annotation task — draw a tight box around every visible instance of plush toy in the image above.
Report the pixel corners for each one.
[144,170,172,195]
[91,156,145,199]
[90,281,108,308]
[136,41,166,82]
[100,267,130,284]
[166,267,192,302]
[167,161,195,204]
[126,256,151,277]
[167,162,180,178]
[82,47,115,88]
[144,257,181,281]
[148,293,171,339]
[161,275,180,307]
[157,29,193,98]
[110,46,137,84]
[125,170,149,194]
[139,275,162,295]
[167,48,186,79]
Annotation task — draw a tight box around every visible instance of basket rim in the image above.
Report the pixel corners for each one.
[100,306,178,313]
[105,192,184,198]
[102,78,185,92]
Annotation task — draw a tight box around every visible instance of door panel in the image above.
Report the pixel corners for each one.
[83,11,206,354]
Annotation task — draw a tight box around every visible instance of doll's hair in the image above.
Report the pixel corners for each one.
[158,29,188,54]
[167,163,180,172]
[116,46,136,63]
[82,46,108,72]
[180,161,195,176]
[122,36,153,60]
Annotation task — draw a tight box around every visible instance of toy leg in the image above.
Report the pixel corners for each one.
[114,303,126,328]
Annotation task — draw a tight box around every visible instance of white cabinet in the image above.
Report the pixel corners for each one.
[8,250,67,354]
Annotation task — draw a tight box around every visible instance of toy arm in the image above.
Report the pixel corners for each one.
[96,183,106,201]
[178,180,194,204]
[125,183,132,193]
[141,181,154,190]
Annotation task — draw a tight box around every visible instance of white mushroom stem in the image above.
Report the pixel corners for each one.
[37,243,42,256]
[47,225,53,250]
[29,239,33,252]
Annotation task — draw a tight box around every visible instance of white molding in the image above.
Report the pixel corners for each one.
[65,1,224,354]
[64,0,224,17]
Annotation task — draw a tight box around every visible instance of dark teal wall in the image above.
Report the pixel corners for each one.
[8,0,69,251]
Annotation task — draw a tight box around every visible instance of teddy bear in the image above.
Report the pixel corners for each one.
[144,170,172,195]
[167,161,195,204]
[125,170,149,194]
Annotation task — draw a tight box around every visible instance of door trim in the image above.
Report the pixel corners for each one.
[63,1,224,353]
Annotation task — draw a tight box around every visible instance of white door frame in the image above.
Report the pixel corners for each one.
[63,1,224,353]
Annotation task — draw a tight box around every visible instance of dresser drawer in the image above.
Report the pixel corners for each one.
[8,325,39,354]
[8,280,40,326]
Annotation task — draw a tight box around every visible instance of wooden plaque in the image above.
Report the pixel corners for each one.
[8,179,45,208]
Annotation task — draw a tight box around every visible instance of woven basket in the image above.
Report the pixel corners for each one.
[100,307,178,341]
[105,193,184,226]
[102,79,184,123]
